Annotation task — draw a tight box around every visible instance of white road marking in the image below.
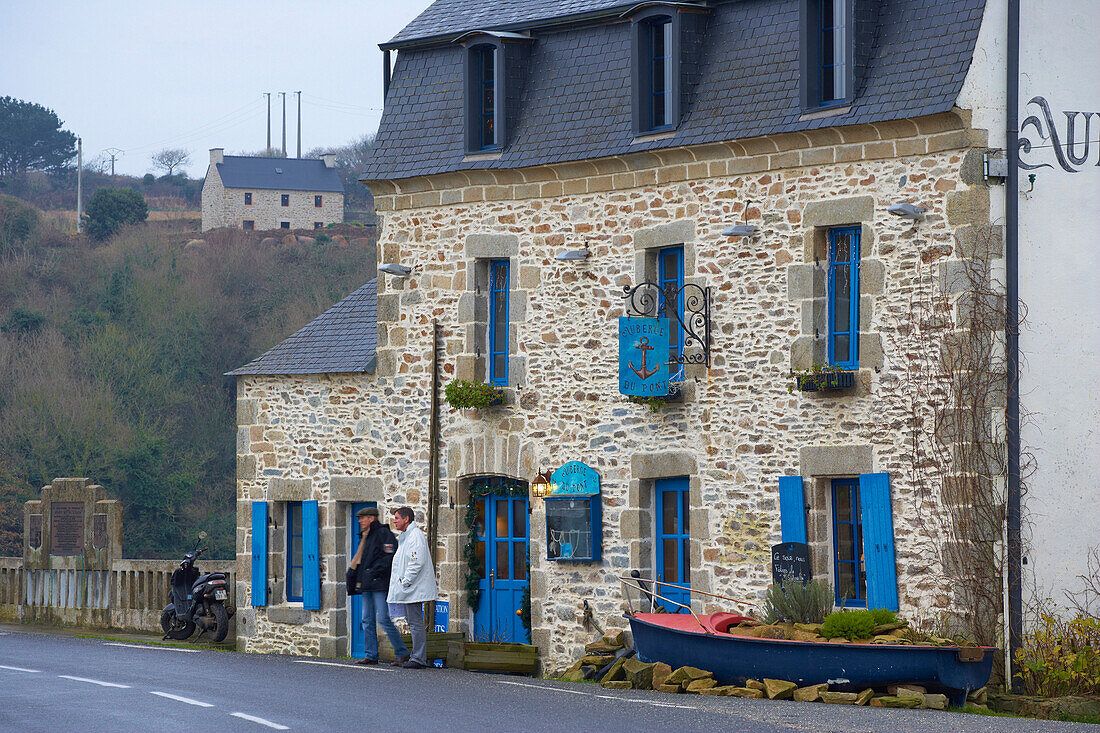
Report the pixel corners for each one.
[231,712,289,730]
[106,642,200,653]
[58,674,130,688]
[496,679,695,709]
[0,664,40,673]
[295,659,395,671]
[150,691,214,707]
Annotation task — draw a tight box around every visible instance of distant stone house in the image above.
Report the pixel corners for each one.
[229,0,1098,675]
[201,149,344,232]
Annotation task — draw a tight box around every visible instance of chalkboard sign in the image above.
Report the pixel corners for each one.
[771,542,812,586]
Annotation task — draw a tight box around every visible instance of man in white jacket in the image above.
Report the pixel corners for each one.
[387,506,438,669]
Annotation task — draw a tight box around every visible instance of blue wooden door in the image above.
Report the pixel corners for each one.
[655,476,691,612]
[349,501,376,659]
[472,481,529,643]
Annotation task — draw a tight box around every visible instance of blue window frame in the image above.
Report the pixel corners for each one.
[819,0,848,106]
[286,501,303,602]
[655,477,691,612]
[827,226,860,369]
[475,45,497,150]
[488,259,510,385]
[831,478,866,607]
[647,17,673,130]
[658,245,684,380]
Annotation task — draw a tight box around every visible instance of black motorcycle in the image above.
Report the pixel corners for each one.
[160,533,235,643]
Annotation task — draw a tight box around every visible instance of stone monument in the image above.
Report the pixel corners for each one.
[23,478,122,571]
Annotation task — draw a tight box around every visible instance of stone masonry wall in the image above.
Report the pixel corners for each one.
[236,111,1000,666]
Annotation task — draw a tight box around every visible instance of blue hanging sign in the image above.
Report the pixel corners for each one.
[550,461,600,496]
[618,317,669,397]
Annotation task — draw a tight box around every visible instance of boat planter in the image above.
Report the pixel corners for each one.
[447,641,539,676]
[627,612,995,706]
[379,631,464,663]
[795,370,856,392]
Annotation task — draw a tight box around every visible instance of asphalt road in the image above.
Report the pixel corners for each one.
[0,627,1092,732]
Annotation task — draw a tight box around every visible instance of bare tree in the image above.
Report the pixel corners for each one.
[150,148,192,177]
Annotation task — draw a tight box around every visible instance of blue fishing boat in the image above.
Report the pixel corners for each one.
[621,578,995,705]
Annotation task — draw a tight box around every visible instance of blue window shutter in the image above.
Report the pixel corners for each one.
[858,472,899,611]
[302,500,321,611]
[251,501,268,607]
[778,476,808,544]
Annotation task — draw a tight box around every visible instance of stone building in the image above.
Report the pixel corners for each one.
[201,149,344,232]
[229,0,1086,673]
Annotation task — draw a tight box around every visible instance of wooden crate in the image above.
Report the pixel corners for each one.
[379,631,465,662]
[448,641,540,676]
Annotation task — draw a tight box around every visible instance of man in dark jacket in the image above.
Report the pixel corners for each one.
[349,507,409,665]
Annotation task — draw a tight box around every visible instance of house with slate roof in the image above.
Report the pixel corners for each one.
[231,0,1099,676]
[201,149,344,232]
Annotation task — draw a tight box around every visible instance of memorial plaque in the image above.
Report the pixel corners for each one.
[771,541,812,586]
[50,502,84,555]
[28,514,42,549]
[93,514,107,549]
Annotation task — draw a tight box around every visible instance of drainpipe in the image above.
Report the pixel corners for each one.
[1004,0,1023,692]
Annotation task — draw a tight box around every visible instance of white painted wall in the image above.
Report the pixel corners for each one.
[960,0,1100,610]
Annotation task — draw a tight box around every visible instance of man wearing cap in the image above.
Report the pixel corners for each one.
[348,506,408,665]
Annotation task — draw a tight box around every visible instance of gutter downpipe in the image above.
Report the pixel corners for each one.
[1005,0,1023,692]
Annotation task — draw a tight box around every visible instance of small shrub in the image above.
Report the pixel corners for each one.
[627,395,671,412]
[820,609,882,640]
[763,578,834,624]
[1015,610,1100,697]
[84,187,148,241]
[1,307,46,335]
[142,173,156,185]
[315,233,332,245]
[444,379,504,409]
[0,194,40,252]
[870,608,898,626]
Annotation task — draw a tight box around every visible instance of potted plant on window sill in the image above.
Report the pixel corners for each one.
[789,364,856,393]
[444,379,505,409]
[627,382,684,411]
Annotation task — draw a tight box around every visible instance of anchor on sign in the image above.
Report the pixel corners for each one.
[630,337,659,381]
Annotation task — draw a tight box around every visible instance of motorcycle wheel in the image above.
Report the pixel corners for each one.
[211,601,230,643]
[160,606,196,640]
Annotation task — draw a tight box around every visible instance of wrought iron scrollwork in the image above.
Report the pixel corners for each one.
[621,281,711,368]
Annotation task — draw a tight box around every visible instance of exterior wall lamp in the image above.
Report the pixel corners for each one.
[379,263,412,277]
[555,242,590,261]
[887,202,926,221]
[531,469,553,499]
[722,224,760,237]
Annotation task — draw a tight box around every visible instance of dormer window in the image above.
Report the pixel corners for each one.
[631,8,682,136]
[474,46,497,149]
[801,0,855,109]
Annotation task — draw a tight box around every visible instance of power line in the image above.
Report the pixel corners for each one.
[124,98,266,154]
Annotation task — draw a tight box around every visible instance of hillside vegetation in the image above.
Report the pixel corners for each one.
[0,195,377,558]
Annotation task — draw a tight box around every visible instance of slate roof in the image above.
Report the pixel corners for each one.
[363,0,985,182]
[227,279,378,376]
[216,155,344,193]
[386,0,643,47]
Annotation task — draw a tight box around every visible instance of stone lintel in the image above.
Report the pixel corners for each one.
[633,219,695,250]
[268,478,313,502]
[465,233,519,258]
[630,451,697,479]
[799,445,873,477]
[329,476,384,502]
[266,607,312,625]
[803,195,875,228]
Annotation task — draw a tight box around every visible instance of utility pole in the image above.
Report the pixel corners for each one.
[264,92,272,154]
[105,147,122,178]
[295,91,302,158]
[280,92,287,157]
[76,138,83,234]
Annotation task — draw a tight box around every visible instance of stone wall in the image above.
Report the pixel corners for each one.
[236,110,1001,666]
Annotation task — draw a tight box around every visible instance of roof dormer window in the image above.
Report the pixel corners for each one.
[474,45,497,149]
[801,0,855,109]
[631,8,682,136]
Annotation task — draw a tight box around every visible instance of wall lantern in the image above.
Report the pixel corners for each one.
[379,263,412,277]
[887,202,926,221]
[531,469,554,499]
[721,224,760,237]
[555,243,590,261]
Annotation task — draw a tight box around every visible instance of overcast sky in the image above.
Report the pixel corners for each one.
[1,1,435,178]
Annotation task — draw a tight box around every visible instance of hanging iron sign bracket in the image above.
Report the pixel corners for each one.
[621,282,712,368]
